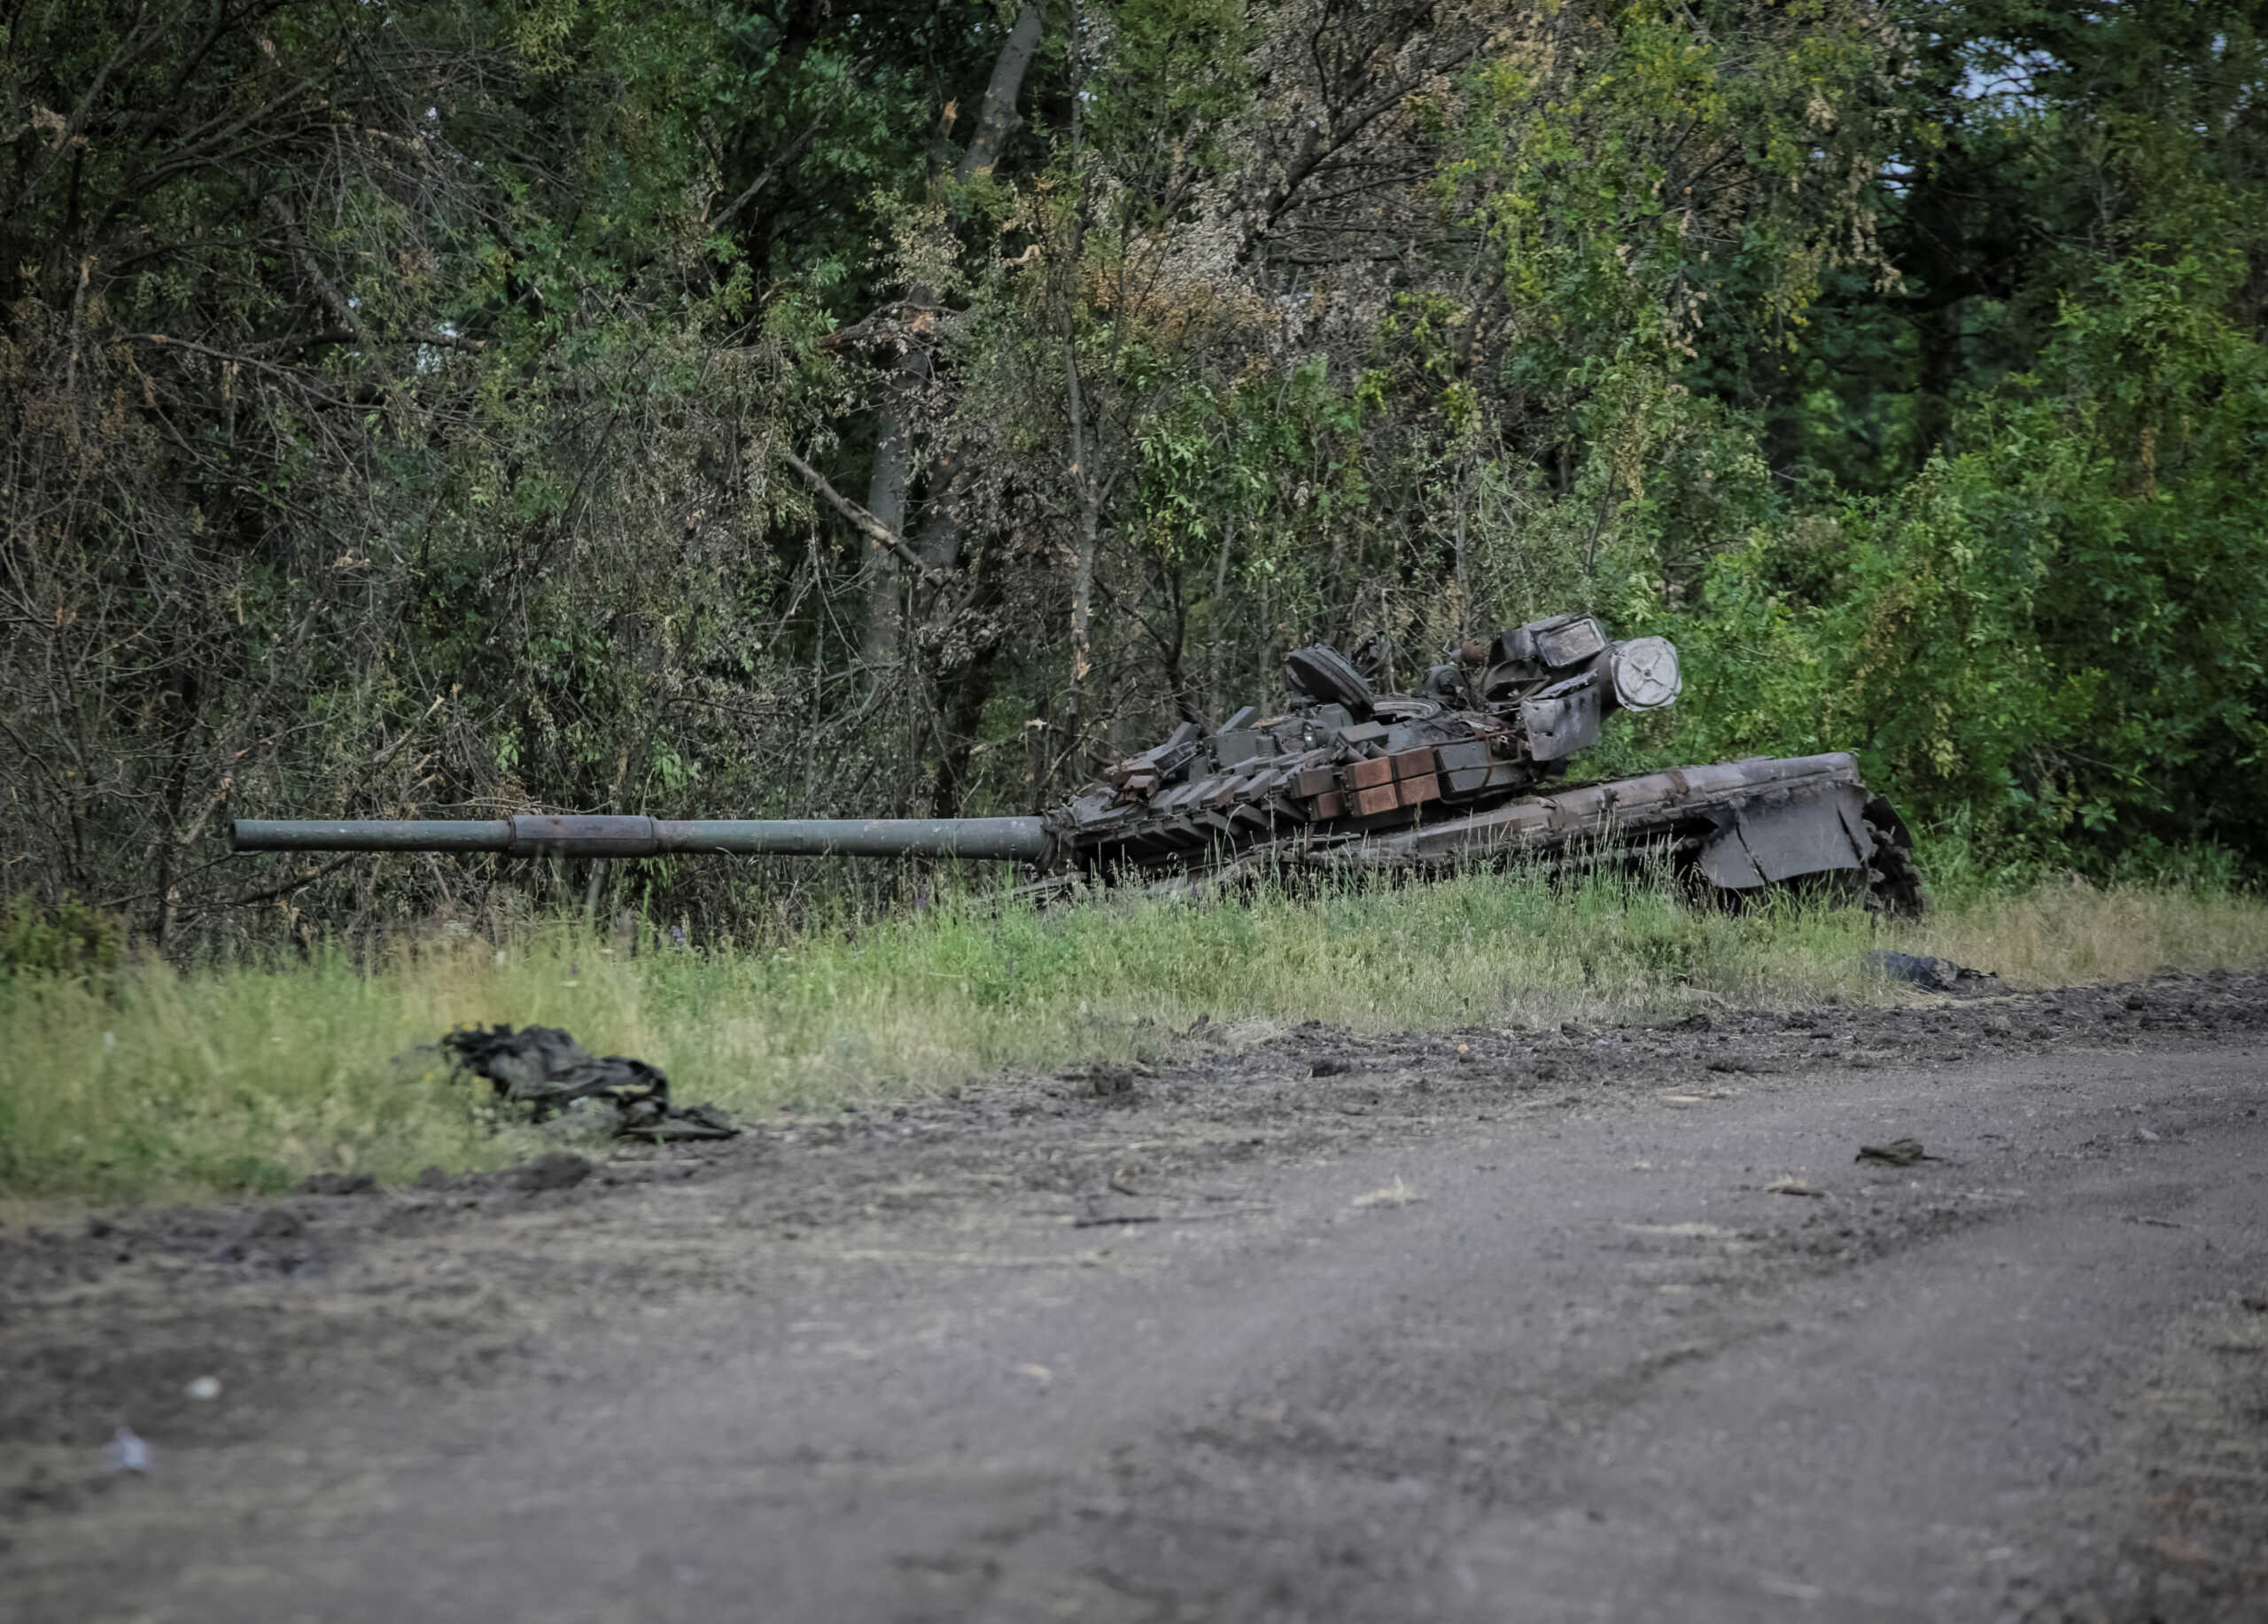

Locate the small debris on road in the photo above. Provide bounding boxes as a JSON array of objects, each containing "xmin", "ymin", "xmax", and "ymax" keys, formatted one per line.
[
  {"xmin": 183, "ymin": 1377, "xmax": 221, "ymax": 1402},
  {"xmin": 301, "ymin": 1172, "xmax": 378, "ymax": 1196},
  {"xmin": 1084, "ymin": 1063, "xmax": 1143, "ymax": 1099},
  {"xmin": 101, "ymin": 1427, "xmax": 150, "ymax": 1473},
  {"xmin": 1766, "ymin": 1177, "xmax": 1827, "ymax": 1198},
  {"xmin": 2151, "ymin": 1534, "xmax": 2218, "ymax": 1567},
  {"xmin": 245, "ymin": 1207, "xmax": 305, "ymax": 1240},
  {"xmin": 510, "ymin": 1152, "xmax": 594, "ymax": 1193},
  {"xmin": 1352, "ymin": 1177, "xmax": 1421, "ymax": 1208},
  {"xmin": 1856, "ymin": 1138, "xmax": 1940, "ymax": 1167}
]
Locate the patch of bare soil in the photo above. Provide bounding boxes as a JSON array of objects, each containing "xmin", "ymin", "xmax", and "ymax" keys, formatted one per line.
[{"xmin": 2002, "ymin": 1292, "xmax": 2268, "ymax": 1624}]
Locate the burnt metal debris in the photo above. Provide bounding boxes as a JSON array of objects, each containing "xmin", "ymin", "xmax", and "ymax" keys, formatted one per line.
[
  {"xmin": 1860, "ymin": 951, "xmax": 1997, "ymax": 992},
  {"xmin": 233, "ymin": 614, "xmax": 1926, "ymax": 913},
  {"xmin": 441, "ymin": 1025, "xmax": 738, "ymax": 1141}
]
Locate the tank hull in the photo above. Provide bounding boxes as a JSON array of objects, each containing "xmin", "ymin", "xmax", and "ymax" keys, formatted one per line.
[
  {"xmin": 1103, "ymin": 752, "xmax": 1923, "ymax": 913},
  {"xmin": 229, "ymin": 754, "xmax": 1922, "ymax": 913}
]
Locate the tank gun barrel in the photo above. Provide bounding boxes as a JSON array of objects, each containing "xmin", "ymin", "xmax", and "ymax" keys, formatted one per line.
[{"xmin": 230, "ymin": 815, "xmax": 1052, "ymax": 863}]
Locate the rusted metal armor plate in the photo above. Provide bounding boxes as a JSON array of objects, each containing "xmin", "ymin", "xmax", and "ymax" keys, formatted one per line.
[{"xmin": 1520, "ymin": 674, "xmax": 1602, "ymax": 762}]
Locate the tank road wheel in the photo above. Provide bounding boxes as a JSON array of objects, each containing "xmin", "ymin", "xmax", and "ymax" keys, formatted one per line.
[{"xmin": 1860, "ymin": 796, "xmax": 1929, "ymax": 918}]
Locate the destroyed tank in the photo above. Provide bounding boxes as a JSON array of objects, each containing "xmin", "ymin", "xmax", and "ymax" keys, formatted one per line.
[{"xmin": 232, "ymin": 613, "xmax": 1926, "ymax": 913}]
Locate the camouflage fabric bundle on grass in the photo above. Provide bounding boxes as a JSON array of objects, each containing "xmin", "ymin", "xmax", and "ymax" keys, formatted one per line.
[{"xmin": 440, "ymin": 1024, "xmax": 738, "ymax": 1142}]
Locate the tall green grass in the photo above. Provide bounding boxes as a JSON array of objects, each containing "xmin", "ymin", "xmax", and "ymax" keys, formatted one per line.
[{"xmin": 5, "ymin": 871, "xmax": 2265, "ymax": 1204}]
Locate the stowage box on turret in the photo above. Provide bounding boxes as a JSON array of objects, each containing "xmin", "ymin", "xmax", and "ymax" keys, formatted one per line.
[{"xmin": 232, "ymin": 614, "xmax": 1925, "ymax": 913}]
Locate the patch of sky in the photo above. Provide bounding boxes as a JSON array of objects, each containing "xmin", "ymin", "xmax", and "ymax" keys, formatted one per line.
[{"xmin": 1953, "ymin": 40, "xmax": 2065, "ymax": 115}]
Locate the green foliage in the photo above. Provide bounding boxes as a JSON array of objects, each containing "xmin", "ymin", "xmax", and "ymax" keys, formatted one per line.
[
  {"xmin": 1668, "ymin": 209, "xmax": 2268, "ymax": 866},
  {"xmin": 0, "ymin": 897, "xmax": 125, "ymax": 981},
  {"xmin": 4, "ymin": 0, "xmax": 2264, "ymax": 940}
]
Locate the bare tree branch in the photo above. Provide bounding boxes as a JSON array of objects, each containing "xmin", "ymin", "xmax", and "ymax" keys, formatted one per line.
[
  {"xmin": 777, "ymin": 447, "xmax": 944, "ymax": 583},
  {"xmin": 711, "ymin": 105, "xmax": 832, "ymax": 232}
]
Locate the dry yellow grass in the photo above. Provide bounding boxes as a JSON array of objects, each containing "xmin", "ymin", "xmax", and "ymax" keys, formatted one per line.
[{"xmin": 1893, "ymin": 880, "xmax": 2268, "ymax": 986}]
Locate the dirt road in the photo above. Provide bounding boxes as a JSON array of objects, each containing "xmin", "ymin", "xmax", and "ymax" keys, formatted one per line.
[{"xmin": 5, "ymin": 972, "xmax": 2266, "ymax": 1622}]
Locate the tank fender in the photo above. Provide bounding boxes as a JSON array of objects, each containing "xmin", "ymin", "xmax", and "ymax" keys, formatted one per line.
[{"xmin": 1694, "ymin": 784, "xmax": 1872, "ymax": 890}]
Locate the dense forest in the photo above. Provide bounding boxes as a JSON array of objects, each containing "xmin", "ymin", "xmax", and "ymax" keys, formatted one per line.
[{"xmin": 4, "ymin": 0, "xmax": 2264, "ymax": 946}]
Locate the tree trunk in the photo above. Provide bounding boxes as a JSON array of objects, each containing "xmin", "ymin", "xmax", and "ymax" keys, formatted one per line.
[
  {"xmin": 856, "ymin": 3, "xmax": 1044, "ymax": 664},
  {"xmin": 1207, "ymin": 519, "xmax": 1233, "ymax": 717},
  {"xmin": 858, "ymin": 343, "xmax": 925, "ymax": 670},
  {"xmin": 928, "ymin": 537, "xmax": 1010, "ymax": 817},
  {"xmin": 1058, "ymin": 4, "xmax": 1101, "ymax": 770},
  {"xmin": 915, "ymin": 447, "xmax": 966, "ymax": 573},
  {"xmin": 148, "ymin": 664, "xmax": 202, "ymax": 951}
]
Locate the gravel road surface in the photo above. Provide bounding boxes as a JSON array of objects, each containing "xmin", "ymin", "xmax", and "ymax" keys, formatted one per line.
[{"xmin": 4, "ymin": 971, "xmax": 2265, "ymax": 1622}]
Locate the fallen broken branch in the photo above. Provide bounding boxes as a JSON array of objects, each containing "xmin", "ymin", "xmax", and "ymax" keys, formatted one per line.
[{"xmin": 777, "ymin": 447, "xmax": 944, "ymax": 583}]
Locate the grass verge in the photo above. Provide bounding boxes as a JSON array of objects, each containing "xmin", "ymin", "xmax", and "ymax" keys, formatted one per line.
[{"xmin": 4, "ymin": 872, "xmax": 2264, "ymax": 1205}]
